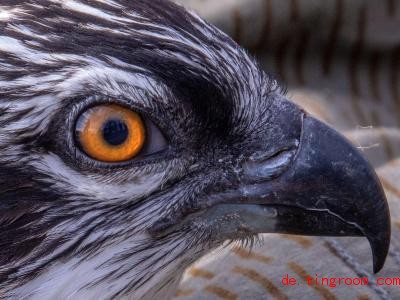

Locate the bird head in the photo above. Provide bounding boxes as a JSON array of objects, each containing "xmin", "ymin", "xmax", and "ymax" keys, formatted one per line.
[{"xmin": 0, "ymin": 0, "xmax": 390, "ymax": 299}]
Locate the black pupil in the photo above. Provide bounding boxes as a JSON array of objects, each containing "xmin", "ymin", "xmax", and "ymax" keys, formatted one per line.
[{"xmin": 102, "ymin": 119, "xmax": 129, "ymax": 146}]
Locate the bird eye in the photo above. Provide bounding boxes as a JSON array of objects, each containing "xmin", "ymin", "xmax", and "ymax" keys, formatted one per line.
[{"xmin": 75, "ymin": 104, "xmax": 165, "ymax": 163}]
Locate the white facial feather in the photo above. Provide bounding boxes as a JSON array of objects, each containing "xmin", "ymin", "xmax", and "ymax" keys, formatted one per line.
[
  {"xmin": 31, "ymin": 153, "xmax": 167, "ymax": 201},
  {"xmin": 14, "ymin": 234, "xmax": 200, "ymax": 300},
  {"xmin": 61, "ymin": 0, "xmax": 134, "ymax": 24}
]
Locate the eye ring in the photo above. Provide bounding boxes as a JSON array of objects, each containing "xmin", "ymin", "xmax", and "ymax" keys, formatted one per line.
[{"xmin": 75, "ymin": 104, "xmax": 146, "ymax": 162}]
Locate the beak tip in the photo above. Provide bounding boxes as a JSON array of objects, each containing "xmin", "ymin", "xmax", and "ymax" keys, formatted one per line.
[
  {"xmin": 373, "ymin": 256, "xmax": 385, "ymax": 274},
  {"xmin": 370, "ymin": 183, "xmax": 391, "ymax": 274},
  {"xmin": 370, "ymin": 234, "xmax": 391, "ymax": 274},
  {"xmin": 373, "ymin": 256, "xmax": 384, "ymax": 274}
]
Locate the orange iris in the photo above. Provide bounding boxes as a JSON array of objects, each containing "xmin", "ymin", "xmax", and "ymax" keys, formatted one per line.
[{"xmin": 76, "ymin": 104, "xmax": 146, "ymax": 162}]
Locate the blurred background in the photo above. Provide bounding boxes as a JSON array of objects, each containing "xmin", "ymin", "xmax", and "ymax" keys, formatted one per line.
[{"xmin": 171, "ymin": 1, "xmax": 400, "ymax": 299}]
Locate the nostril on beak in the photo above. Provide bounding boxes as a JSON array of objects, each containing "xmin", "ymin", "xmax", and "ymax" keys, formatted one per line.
[{"xmin": 241, "ymin": 149, "xmax": 296, "ymax": 183}]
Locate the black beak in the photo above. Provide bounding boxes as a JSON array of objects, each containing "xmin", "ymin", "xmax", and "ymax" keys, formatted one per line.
[
  {"xmin": 150, "ymin": 111, "xmax": 390, "ymax": 273},
  {"xmin": 234, "ymin": 115, "xmax": 391, "ymax": 273}
]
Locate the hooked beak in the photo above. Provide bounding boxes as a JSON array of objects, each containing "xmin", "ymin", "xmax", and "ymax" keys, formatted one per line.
[
  {"xmin": 218, "ymin": 115, "xmax": 391, "ymax": 273},
  {"xmin": 150, "ymin": 111, "xmax": 390, "ymax": 273}
]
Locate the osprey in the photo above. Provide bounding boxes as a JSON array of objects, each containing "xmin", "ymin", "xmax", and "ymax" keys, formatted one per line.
[{"xmin": 0, "ymin": 0, "xmax": 391, "ymax": 299}]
